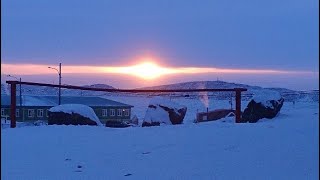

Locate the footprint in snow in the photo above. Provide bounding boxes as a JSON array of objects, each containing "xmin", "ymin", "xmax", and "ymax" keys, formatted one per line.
[
  {"xmin": 74, "ymin": 165, "xmax": 83, "ymax": 172},
  {"xmin": 224, "ymin": 145, "xmax": 239, "ymax": 152}
]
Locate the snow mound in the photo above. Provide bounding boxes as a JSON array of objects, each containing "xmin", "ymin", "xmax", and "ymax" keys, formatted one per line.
[
  {"xmin": 49, "ymin": 104, "xmax": 102, "ymax": 126},
  {"xmin": 252, "ymin": 89, "xmax": 281, "ymax": 108},
  {"xmin": 144, "ymin": 105, "xmax": 171, "ymax": 124},
  {"xmin": 144, "ymin": 96, "xmax": 187, "ymax": 125}
]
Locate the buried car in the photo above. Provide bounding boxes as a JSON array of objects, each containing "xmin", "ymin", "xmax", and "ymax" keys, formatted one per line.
[{"xmin": 105, "ymin": 121, "xmax": 131, "ymax": 128}]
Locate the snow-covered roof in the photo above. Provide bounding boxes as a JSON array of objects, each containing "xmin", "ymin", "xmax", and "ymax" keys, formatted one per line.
[{"xmin": 1, "ymin": 95, "xmax": 133, "ymax": 108}]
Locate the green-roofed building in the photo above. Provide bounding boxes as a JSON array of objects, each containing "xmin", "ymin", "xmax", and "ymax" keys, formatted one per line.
[{"xmin": 1, "ymin": 95, "xmax": 133, "ymax": 124}]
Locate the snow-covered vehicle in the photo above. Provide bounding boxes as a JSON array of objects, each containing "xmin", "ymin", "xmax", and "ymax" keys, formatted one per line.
[{"xmin": 105, "ymin": 121, "xmax": 131, "ymax": 128}]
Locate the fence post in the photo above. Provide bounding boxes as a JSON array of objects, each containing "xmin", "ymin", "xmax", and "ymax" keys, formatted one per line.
[
  {"xmin": 10, "ymin": 82, "xmax": 17, "ymax": 128},
  {"xmin": 235, "ymin": 89, "xmax": 241, "ymax": 123}
]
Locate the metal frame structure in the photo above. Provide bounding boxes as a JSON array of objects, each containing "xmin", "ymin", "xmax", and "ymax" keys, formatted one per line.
[{"xmin": 6, "ymin": 80, "xmax": 247, "ymax": 128}]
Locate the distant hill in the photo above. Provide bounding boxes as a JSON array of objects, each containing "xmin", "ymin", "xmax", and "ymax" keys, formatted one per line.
[
  {"xmin": 137, "ymin": 81, "xmax": 259, "ymax": 90},
  {"xmin": 1, "ymin": 81, "xmax": 318, "ymax": 102},
  {"xmin": 63, "ymin": 84, "xmax": 115, "ymax": 96}
]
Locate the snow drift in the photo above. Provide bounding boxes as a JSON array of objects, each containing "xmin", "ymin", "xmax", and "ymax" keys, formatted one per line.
[
  {"xmin": 143, "ymin": 97, "xmax": 187, "ymax": 126},
  {"xmin": 49, "ymin": 104, "xmax": 103, "ymax": 126}
]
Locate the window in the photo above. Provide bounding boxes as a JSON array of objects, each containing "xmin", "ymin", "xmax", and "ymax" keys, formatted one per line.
[
  {"xmin": 110, "ymin": 109, "xmax": 115, "ymax": 116},
  {"xmin": 102, "ymin": 109, "xmax": 107, "ymax": 117},
  {"xmin": 117, "ymin": 109, "xmax": 122, "ymax": 116},
  {"xmin": 28, "ymin": 109, "xmax": 34, "ymax": 117},
  {"xmin": 124, "ymin": 109, "xmax": 130, "ymax": 116},
  {"xmin": 37, "ymin": 109, "xmax": 44, "ymax": 117},
  {"xmin": 1, "ymin": 108, "xmax": 4, "ymax": 116},
  {"xmin": 16, "ymin": 109, "xmax": 20, "ymax": 117},
  {"xmin": 203, "ymin": 115, "xmax": 207, "ymax": 121},
  {"xmin": 46, "ymin": 110, "xmax": 49, "ymax": 117}
]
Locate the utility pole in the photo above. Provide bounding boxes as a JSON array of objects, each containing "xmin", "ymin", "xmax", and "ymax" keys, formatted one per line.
[
  {"xmin": 48, "ymin": 63, "xmax": 62, "ymax": 105},
  {"xmin": 19, "ymin": 78, "xmax": 22, "ymax": 107},
  {"xmin": 59, "ymin": 63, "xmax": 61, "ymax": 105}
]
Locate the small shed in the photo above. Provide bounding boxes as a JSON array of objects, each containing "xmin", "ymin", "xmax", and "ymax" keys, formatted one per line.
[{"xmin": 196, "ymin": 109, "xmax": 235, "ymax": 123}]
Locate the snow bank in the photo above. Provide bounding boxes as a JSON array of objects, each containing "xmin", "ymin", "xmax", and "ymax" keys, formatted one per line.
[
  {"xmin": 252, "ymin": 89, "xmax": 281, "ymax": 108},
  {"xmin": 49, "ymin": 104, "xmax": 102, "ymax": 126},
  {"xmin": 144, "ymin": 105, "xmax": 171, "ymax": 124},
  {"xmin": 144, "ymin": 97, "xmax": 187, "ymax": 124}
]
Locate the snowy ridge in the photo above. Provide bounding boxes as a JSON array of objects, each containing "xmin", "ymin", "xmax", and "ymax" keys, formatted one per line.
[
  {"xmin": 138, "ymin": 81, "xmax": 318, "ymax": 102},
  {"xmin": 138, "ymin": 80, "xmax": 258, "ymax": 90}
]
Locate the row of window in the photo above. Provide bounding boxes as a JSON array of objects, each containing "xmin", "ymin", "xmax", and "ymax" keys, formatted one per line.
[
  {"xmin": 102, "ymin": 109, "xmax": 130, "ymax": 117},
  {"xmin": 1, "ymin": 108, "xmax": 130, "ymax": 118},
  {"xmin": 1, "ymin": 108, "xmax": 47, "ymax": 118},
  {"xmin": 27, "ymin": 109, "xmax": 46, "ymax": 117}
]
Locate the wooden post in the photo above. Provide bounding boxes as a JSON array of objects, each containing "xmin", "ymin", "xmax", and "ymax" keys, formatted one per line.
[
  {"xmin": 10, "ymin": 82, "xmax": 17, "ymax": 128},
  {"xmin": 235, "ymin": 89, "xmax": 241, "ymax": 123}
]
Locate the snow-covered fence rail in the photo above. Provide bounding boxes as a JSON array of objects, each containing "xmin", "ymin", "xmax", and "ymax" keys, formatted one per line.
[{"xmin": 6, "ymin": 80, "xmax": 247, "ymax": 128}]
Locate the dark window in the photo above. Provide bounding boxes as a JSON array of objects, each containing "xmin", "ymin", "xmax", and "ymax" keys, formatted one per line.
[
  {"xmin": 37, "ymin": 109, "xmax": 44, "ymax": 117},
  {"xmin": 117, "ymin": 109, "xmax": 122, "ymax": 116},
  {"xmin": 110, "ymin": 109, "xmax": 115, "ymax": 116},
  {"xmin": 124, "ymin": 109, "xmax": 130, "ymax": 116},
  {"xmin": 28, "ymin": 109, "xmax": 34, "ymax": 117},
  {"xmin": 102, "ymin": 109, "xmax": 107, "ymax": 117},
  {"xmin": 16, "ymin": 109, "xmax": 20, "ymax": 117}
]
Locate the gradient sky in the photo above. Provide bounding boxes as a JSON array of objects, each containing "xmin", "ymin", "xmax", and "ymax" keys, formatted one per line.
[{"xmin": 1, "ymin": 0, "xmax": 319, "ymax": 90}]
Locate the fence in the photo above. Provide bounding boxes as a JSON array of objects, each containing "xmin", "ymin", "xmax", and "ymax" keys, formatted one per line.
[{"xmin": 6, "ymin": 80, "xmax": 247, "ymax": 128}]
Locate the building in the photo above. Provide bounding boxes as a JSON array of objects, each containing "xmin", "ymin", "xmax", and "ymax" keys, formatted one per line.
[{"xmin": 1, "ymin": 95, "xmax": 133, "ymax": 123}]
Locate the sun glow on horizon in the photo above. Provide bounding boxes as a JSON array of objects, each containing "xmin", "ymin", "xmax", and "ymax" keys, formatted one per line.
[{"xmin": 1, "ymin": 62, "xmax": 318, "ymax": 81}]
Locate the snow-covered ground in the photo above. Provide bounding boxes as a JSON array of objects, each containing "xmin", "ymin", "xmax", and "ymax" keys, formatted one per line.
[{"xmin": 1, "ymin": 97, "xmax": 319, "ymax": 180}]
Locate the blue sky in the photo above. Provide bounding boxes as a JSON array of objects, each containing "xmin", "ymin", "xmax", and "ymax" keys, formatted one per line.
[{"xmin": 1, "ymin": 0, "xmax": 319, "ymax": 90}]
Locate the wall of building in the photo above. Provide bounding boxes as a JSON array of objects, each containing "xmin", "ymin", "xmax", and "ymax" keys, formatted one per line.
[
  {"xmin": 1, "ymin": 106, "xmax": 132, "ymax": 123},
  {"xmin": 1, "ymin": 106, "xmax": 51, "ymax": 122},
  {"xmin": 94, "ymin": 106, "xmax": 131, "ymax": 123}
]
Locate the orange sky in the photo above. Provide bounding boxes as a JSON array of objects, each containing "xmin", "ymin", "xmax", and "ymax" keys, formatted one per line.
[{"xmin": 1, "ymin": 62, "xmax": 316, "ymax": 81}]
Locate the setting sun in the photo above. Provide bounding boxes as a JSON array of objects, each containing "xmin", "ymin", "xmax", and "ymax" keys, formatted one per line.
[{"xmin": 114, "ymin": 62, "xmax": 176, "ymax": 80}]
